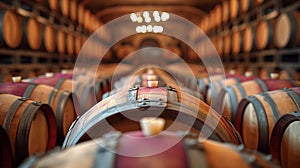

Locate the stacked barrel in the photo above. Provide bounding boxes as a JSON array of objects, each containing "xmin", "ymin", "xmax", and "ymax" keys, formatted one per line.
[
  {"xmin": 0, "ymin": 62, "xmax": 136, "ymax": 166},
  {"xmin": 168, "ymin": 62, "xmax": 300, "ymax": 168},
  {"xmin": 12, "ymin": 66, "xmax": 282, "ymax": 168},
  {"xmin": 0, "ymin": 0, "xmax": 111, "ymax": 83},
  {"xmin": 190, "ymin": 0, "xmax": 300, "ymax": 81}
]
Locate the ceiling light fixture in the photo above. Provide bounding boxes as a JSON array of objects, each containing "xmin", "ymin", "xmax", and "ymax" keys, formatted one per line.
[{"xmin": 130, "ymin": 11, "xmax": 169, "ymax": 33}]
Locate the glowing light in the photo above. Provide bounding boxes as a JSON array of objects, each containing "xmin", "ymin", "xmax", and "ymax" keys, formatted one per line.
[
  {"xmin": 130, "ymin": 13, "xmax": 137, "ymax": 22},
  {"xmin": 147, "ymin": 25, "xmax": 153, "ymax": 32},
  {"xmin": 154, "ymin": 16, "xmax": 161, "ymax": 22},
  {"xmin": 145, "ymin": 17, "xmax": 151, "ymax": 23},
  {"xmin": 161, "ymin": 12, "xmax": 170, "ymax": 21},
  {"xmin": 137, "ymin": 16, "xmax": 143, "ymax": 23},
  {"xmin": 143, "ymin": 11, "xmax": 150, "ymax": 18}
]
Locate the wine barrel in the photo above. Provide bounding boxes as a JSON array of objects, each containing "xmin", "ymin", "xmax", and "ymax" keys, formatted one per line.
[
  {"xmin": 63, "ymin": 86, "xmax": 241, "ymax": 146},
  {"xmin": 67, "ymin": 33, "xmax": 74, "ymax": 55},
  {"xmin": 77, "ymin": 4, "xmax": 85, "ymax": 26},
  {"xmin": 229, "ymin": 0, "xmax": 239, "ymax": 20},
  {"xmin": 200, "ymin": 15, "xmax": 209, "ymax": 33},
  {"xmin": 47, "ymin": 0, "xmax": 59, "ymax": 11},
  {"xmin": 222, "ymin": 0, "xmax": 229, "ymax": 24},
  {"xmin": 74, "ymin": 35, "xmax": 82, "ymax": 55},
  {"xmin": 70, "ymin": 0, "xmax": 77, "ymax": 22},
  {"xmin": 218, "ymin": 79, "xmax": 297, "ymax": 122},
  {"xmin": 216, "ymin": 36, "xmax": 223, "ymax": 56},
  {"xmin": 21, "ymin": 131, "xmax": 279, "ymax": 168},
  {"xmin": 54, "ymin": 72, "xmax": 110, "ymax": 102},
  {"xmin": 209, "ymin": 9, "xmax": 216, "ymax": 31},
  {"xmin": 270, "ymin": 111, "xmax": 300, "ymax": 168},
  {"xmin": 243, "ymin": 24, "xmax": 255, "ymax": 52},
  {"xmin": 240, "ymin": 0, "xmax": 254, "ymax": 13},
  {"xmin": 60, "ymin": 0, "xmax": 69, "ymax": 18},
  {"xmin": 43, "ymin": 24, "xmax": 56, "ymax": 53},
  {"xmin": 206, "ymin": 75, "xmax": 257, "ymax": 108},
  {"xmin": 274, "ymin": 12, "xmax": 300, "ymax": 48},
  {"xmin": 255, "ymin": 19, "xmax": 274, "ymax": 50},
  {"xmin": 83, "ymin": 9, "xmax": 91, "ymax": 31},
  {"xmin": 0, "ymin": 125, "xmax": 13, "ymax": 168},
  {"xmin": 232, "ymin": 29, "xmax": 242, "ymax": 55},
  {"xmin": 0, "ymin": 9, "xmax": 22, "ymax": 48},
  {"xmin": 0, "ymin": 82, "xmax": 77, "ymax": 145},
  {"xmin": 23, "ymin": 17, "xmax": 42, "ymax": 50},
  {"xmin": 223, "ymin": 32, "xmax": 231, "ymax": 56},
  {"xmin": 0, "ymin": 94, "xmax": 56, "ymax": 164},
  {"xmin": 214, "ymin": 5, "xmax": 222, "ymax": 27},
  {"xmin": 235, "ymin": 88, "xmax": 300, "ymax": 153},
  {"xmin": 57, "ymin": 29, "xmax": 66, "ymax": 54},
  {"xmin": 27, "ymin": 76, "xmax": 96, "ymax": 114}
]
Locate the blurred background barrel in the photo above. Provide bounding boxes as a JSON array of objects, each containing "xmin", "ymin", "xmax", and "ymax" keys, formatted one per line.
[
  {"xmin": 43, "ymin": 24, "xmax": 56, "ymax": 53},
  {"xmin": 23, "ymin": 17, "xmax": 42, "ymax": 50},
  {"xmin": 274, "ymin": 12, "xmax": 300, "ymax": 48},
  {"xmin": 0, "ymin": 9, "xmax": 22, "ymax": 48},
  {"xmin": 255, "ymin": 19, "xmax": 274, "ymax": 50}
]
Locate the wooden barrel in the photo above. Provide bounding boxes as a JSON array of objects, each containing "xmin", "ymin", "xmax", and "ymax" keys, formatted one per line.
[
  {"xmin": 83, "ymin": 9, "xmax": 91, "ymax": 31},
  {"xmin": 201, "ymin": 15, "xmax": 209, "ymax": 33},
  {"xmin": 0, "ymin": 82, "xmax": 77, "ymax": 145},
  {"xmin": 0, "ymin": 94, "xmax": 56, "ymax": 164},
  {"xmin": 54, "ymin": 72, "xmax": 108, "ymax": 102},
  {"xmin": 63, "ymin": 85, "xmax": 241, "ymax": 146},
  {"xmin": 218, "ymin": 79, "xmax": 297, "ymax": 122},
  {"xmin": 74, "ymin": 35, "xmax": 82, "ymax": 55},
  {"xmin": 67, "ymin": 33, "xmax": 74, "ymax": 55},
  {"xmin": 270, "ymin": 111, "xmax": 300, "ymax": 168},
  {"xmin": 77, "ymin": 4, "xmax": 85, "ymax": 26},
  {"xmin": 229, "ymin": 0, "xmax": 239, "ymax": 20},
  {"xmin": 43, "ymin": 24, "xmax": 56, "ymax": 53},
  {"xmin": 70, "ymin": 0, "xmax": 77, "ymax": 22},
  {"xmin": 57, "ymin": 29, "xmax": 66, "ymax": 54},
  {"xmin": 240, "ymin": 0, "xmax": 254, "ymax": 13},
  {"xmin": 255, "ymin": 19, "xmax": 274, "ymax": 50},
  {"xmin": 222, "ymin": 0, "xmax": 229, "ymax": 24},
  {"xmin": 214, "ymin": 5, "xmax": 222, "ymax": 27},
  {"xmin": 23, "ymin": 17, "xmax": 42, "ymax": 50},
  {"xmin": 47, "ymin": 0, "xmax": 59, "ymax": 11},
  {"xmin": 21, "ymin": 131, "xmax": 279, "ymax": 168},
  {"xmin": 235, "ymin": 88, "xmax": 300, "ymax": 153},
  {"xmin": 209, "ymin": 9, "xmax": 216, "ymax": 31},
  {"xmin": 0, "ymin": 125, "xmax": 13, "ymax": 168},
  {"xmin": 274, "ymin": 12, "xmax": 300, "ymax": 48},
  {"xmin": 60, "ymin": 0, "xmax": 69, "ymax": 18},
  {"xmin": 27, "ymin": 76, "xmax": 96, "ymax": 114},
  {"xmin": 0, "ymin": 9, "xmax": 22, "ymax": 48},
  {"xmin": 216, "ymin": 36, "xmax": 223, "ymax": 56},
  {"xmin": 243, "ymin": 24, "xmax": 255, "ymax": 52},
  {"xmin": 232, "ymin": 29, "xmax": 242, "ymax": 55},
  {"xmin": 223, "ymin": 32, "xmax": 231, "ymax": 56},
  {"xmin": 206, "ymin": 75, "xmax": 257, "ymax": 107}
]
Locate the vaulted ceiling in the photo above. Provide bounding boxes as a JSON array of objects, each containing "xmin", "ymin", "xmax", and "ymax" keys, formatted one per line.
[{"xmin": 79, "ymin": 0, "xmax": 223, "ymax": 23}]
